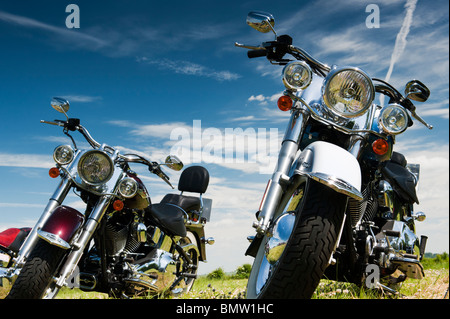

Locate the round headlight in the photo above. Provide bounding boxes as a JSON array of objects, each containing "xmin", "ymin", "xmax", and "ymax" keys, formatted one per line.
[
  {"xmin": 53, "ymin": 145, "xmax": 74, "ymax": 165},
  {"xmin": 78, "ymin": 150, "xmax": 114, "ymax": 185},
  {"xmin": 118, "ymin": 177, "xmax": 138, "ymax": 198},
  {"xmin": 282, "ymin": 61, "xmax": 312, "ymax": 91},
  {"xmin": 323, "ymin": 67, "xmax": 375, "ymax": 118},
  {"xmin": 379, "ymin": 103, "xmax": 409, "ymax": 134}
]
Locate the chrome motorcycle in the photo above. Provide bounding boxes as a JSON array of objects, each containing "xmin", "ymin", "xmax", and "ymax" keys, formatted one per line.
[
  {"xmin": 0, "ymin": 97, "xmax": 214, "ymax": 299},
  {"xmin": 236, "ymin": 12, "xmax": 432, "ymax": 299}
]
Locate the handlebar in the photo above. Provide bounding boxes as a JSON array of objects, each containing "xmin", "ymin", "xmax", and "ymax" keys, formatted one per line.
[
  {"xmin": 41, "ymin": 118, "xmax": 175, "ymax": 187},
  {"xmin": 236, "ymin": 38, "xmax": 433, "ymax": 130}
]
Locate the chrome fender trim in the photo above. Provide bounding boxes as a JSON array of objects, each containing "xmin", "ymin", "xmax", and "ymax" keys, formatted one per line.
[
  {"xmin": 37, "ymin": 229, "xmax": 71, "ymax": 249},
  {"xmin": 291, "ymin": 141, "xmax": 363, "ymax": 200}
]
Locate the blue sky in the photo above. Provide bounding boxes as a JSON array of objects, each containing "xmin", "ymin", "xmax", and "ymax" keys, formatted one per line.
[{"xmin": 0, "ymin": 0, "xmax": 448, "ymax": 274}]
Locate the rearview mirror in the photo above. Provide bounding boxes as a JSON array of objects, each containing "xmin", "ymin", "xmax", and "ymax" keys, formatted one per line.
[
  {"xmin": 51, "ymin": 97, "xmax": 70, "ymax": 114},
  {"xmin": 165, "ymin": 155, "xmax": 183, "ymax": 171},
  {"xmin": 404, "ymin": 80, "xmax": 430, "ymax": 102},
  {"xmin": 247, "ymin": 11, "xmax": 275, "ymax": 34}
]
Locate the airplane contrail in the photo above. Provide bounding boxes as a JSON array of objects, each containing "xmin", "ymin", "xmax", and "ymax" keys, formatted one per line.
[{"xmin": 381, "ymin": 0, "xmax": 418, "ymax": 105}]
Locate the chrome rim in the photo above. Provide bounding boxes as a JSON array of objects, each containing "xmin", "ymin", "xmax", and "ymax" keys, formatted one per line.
[{"xmin": 251, "ymin": 183, "xmax": 306, "ymax": 296}]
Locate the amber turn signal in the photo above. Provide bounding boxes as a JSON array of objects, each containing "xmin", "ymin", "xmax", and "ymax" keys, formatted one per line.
[
  {"xmin": 113, "ymin": 200, "xmax": 124, "ymax": 211},
  {"xmin": 277, "ymin": 95, "xmax": 293, "ymax": 111},
  {"xmin": 372, "ymin": 138, "xmax": 389, "ymax": 155},
  {"xmin": 49, "ymin": 167, "xmax": 60, "ymax": 178}
]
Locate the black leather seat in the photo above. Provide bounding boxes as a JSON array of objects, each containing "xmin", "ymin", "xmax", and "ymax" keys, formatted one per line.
[
  {"xmin": 160, "ymin": 166, "xmax": 209, "ymax": 212},
  {"xmin": 148, "ymin": 204, "xmax": 187, "ymax": 237},
  {"xmin": 381, "ymin": 152, "xmax": 419, "ymax": 204},
  {"xmin": 160, "ymin": 194, "xmax": 200, "ymax": 212}
]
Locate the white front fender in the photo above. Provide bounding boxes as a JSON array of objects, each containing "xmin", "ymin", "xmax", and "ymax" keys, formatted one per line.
[{"xmin": 291, "ymin": 141, "xmax": 363, "ymax": 200}]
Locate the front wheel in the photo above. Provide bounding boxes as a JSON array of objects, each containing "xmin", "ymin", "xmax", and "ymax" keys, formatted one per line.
[
  {"xmin": 246, "ymin": 180, "xmax": 347, "ymax": 299},
  {"xmin": 6, "ymin": 239, "xmax": 66, "ymax": 299}
]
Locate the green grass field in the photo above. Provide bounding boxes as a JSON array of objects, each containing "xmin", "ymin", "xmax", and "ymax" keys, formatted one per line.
[{"xmin": 1, "ymin": 255, "xmax": 448, "ymax": 299}]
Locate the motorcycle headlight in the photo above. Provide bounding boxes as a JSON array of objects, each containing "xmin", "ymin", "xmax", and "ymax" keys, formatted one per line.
[
  {"xmin": 323, "ymin": 67, "xmax": 375, "ymax": 118},
  {"xmin": 379, "ymin": 103, "xmax": 409, "ymax": 134},
  {"xmin": 282, "ymin": 61, "xmax": 312, "ymax": 91},
  {"xmin": 118, "ymin": 177, "xmax": 138, "ymax": 198},
  {"xmin": 78, "ymin": 150, "xmax": 114, "ymax": 186},
  {"xmin": 53, "ymin": 145, "xmax": 74, "ymax": 165}
]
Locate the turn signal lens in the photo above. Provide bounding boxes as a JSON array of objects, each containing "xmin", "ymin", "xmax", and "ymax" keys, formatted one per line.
[
  {"xmin": 372, "ymin": 139, "xmax": 389, "ymax": 155},
  {"xmin": 49, "ymin": 167, "xmax": 60, "ymax": 178},
  {"xmin": 113, "ymin": 199, "xmax": 124, "ymax": 211},
  {"xmin": 278, "ymin": 95, "xmax": 293, "ymax": 111}
]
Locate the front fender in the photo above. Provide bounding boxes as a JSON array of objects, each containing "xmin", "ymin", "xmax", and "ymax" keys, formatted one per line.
[
  {"xmin": 291, "ymin": 141, "xmax": 363, "ymax": 200},
  {"xmin": 37, "ymin": 206, "xmax": 84, "ymax": 249}
]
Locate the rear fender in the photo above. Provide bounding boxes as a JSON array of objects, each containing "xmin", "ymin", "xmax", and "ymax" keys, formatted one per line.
[
  {"xmin": 291, "ymin": 141, "xmax": 363, "ymax": 200},
  {"xmin": 37, "ymin": 206, "xmax": 84, "ymax": 249}
]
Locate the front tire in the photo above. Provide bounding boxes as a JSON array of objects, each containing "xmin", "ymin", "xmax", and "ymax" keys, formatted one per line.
[
  {"xmin": 6, "ymin": 239, "xmax": 66, "ymax": 299},
  {"xmin": 247, "ymin": 180, "xmax": 347, "ymax": 299}
]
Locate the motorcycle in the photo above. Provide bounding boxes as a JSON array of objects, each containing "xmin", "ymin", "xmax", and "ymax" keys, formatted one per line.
[
  {"xmin": 236, "ymin": 12, "xmax": 432, "ymax": 298},
  {"xmin": 0, "ymin": 97, "xmax": 214, "ymax": 299}
]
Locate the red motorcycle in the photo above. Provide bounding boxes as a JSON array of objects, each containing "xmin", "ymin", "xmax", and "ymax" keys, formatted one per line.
[{"xmin": 1, "ymin": 97, "xmax": 214, "ymax": 299}]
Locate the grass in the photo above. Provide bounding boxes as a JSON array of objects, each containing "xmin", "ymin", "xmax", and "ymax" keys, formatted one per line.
[{"xmin": 1, "ymin": 256, "xmax": 448, "ymax": 300}]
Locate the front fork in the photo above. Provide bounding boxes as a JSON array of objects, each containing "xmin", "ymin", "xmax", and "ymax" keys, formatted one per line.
[
  {"xmin": 14, "ymin": 177, "xmax": 72, "ymax": 267},
  {"xmin": 54, "ymin": 195, "xmax": 112, "ymax": 288},
  {"xmin": 11, "ymin": 176, "xmax": 113, "ymax": 290},
  {"xmin": 253, "ymin": 110, "xmax": 304, "ymax": 235}
]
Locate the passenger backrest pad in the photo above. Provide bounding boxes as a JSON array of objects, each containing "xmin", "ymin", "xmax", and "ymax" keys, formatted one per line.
[{"xmin": 178, "ymin": 166, "xmax": 209, "ymax": 193}]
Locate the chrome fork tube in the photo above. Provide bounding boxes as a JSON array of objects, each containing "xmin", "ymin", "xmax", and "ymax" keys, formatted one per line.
[
  {"xmin": 255, "ymin": 110, "xmax": 304, "ymax": 234},
  {"xmin": 55, "ymin": 195, "xmax": 112, "ymax": 288},
  {"xmin": 14, "ymin": 177, "xmax": 72, "ymax": 266}
]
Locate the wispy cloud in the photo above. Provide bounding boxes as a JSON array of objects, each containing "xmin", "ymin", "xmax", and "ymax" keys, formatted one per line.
[
  {"xmin": 0, "ymin": 10, "xmax": 107, "ymax": 50},
  {"xmin": 137, "ymin": 57, "xmax": 240, "ymax": 82},
  {"xmin": 0, "ymin": 153, "xmax": 52, "ymax": 168},
  {"xmin": 60, "ymin": 95, "xmax": 102, "ymax": 103}
]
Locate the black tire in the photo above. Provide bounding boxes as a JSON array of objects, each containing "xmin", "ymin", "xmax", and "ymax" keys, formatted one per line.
[
  {"xmin": 247, "ymin": 180, "xmax": 347, "ymax": 299},
  {"xmin": 6, "ymin": 239, "xmax": 66, "ymax": 299}
]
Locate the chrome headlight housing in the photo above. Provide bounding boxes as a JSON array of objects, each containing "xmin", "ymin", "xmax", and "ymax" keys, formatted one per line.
[
  {"xmin": 282, "ymin": 61, "xmax": 312, "ymax": 91},
  {"xmin": 379, "ymin": 103, "xmax": 409, "ymax": 135},
  {"xmin": 77, "ymin": 150, "xmax": 114, "ymax": 186},
  {"xmin": 53, "ymin": 145, "xmax": 74, "ymax": 165},
  {"xmin": 118, "ymin": 177, "xmax": 138, "ymax": 198},
  {"xmin": 323, "ymin": 67, "xmax": 375, "ymax": 118}
]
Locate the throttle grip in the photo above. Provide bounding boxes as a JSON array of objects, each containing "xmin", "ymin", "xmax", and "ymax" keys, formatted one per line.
[{"xmin": 247, "ymin": 49, "xmax": 267, "ymax": 58}]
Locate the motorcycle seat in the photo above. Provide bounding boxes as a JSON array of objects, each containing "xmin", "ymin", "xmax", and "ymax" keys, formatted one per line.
[
  {"xmin": 382, "ymin": 152, "xmax": 419, "ymax": 204},
  {"xmin": 148, "ymin": 204, "xmax": 187, "ymax": 237},
  {"xmin": 0, "ymin": 227, "xmax": 31, "ymax": 253},
  {"xmin": 160, "ymin": 194, "xmax": 200, "ymax": 212},
  {"xmin": 177, "ymin": 166, "xmax": 209, "ymax": 194}
]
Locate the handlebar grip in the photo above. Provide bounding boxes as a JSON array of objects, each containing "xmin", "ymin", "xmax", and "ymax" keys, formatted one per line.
[{"xmin": 247, "ymin": 49, "xmax": 267, "ymax": 59}]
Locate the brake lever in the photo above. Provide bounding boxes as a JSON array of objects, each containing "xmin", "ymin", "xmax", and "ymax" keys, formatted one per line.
[
  {"xmin": 40, "ymin": 120, "xmax": 65, "ymax": 127},
  {"xmin": 149, "ymin": 163, "xmax": 174, "ymax": 189},
  {"xmin": 410, "ymin": 110, "xmax": 433, "ymax": 130},
  {"xmin": 234, "ymin": 42, "xmax": 265, "ymax": 50}
]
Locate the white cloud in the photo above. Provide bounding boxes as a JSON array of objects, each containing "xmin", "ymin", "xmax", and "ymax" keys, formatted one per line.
[
  {"xmin": 395, "ymin": 141, "xmax": 449, "ymax": 253},
  {"xmin": 137, "ymin": 58, "xmax": 241, "ymax": 82},
  {"xmin": 0, "ymin": 153, "xmax": 52, "ymax": 168},
  {"xmin": 0, "ymin": 10, "xmax": 107, "ymax": 50},
  {"xmin": 60, "ymin": 95, "xmax": 102, "ymax": 103}
]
